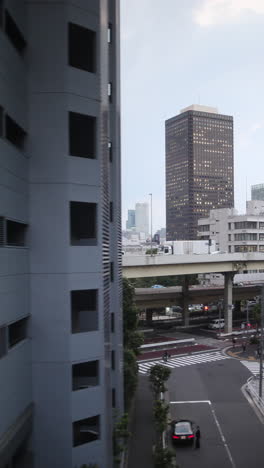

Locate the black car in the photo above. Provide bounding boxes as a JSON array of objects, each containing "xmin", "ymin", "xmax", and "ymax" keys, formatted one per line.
[{"xmin": 171, "ymin": 420, "xmax": 194, "ymax": 443}]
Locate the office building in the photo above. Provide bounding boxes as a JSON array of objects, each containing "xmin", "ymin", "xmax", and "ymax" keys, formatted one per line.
[
  {"xmin": 197, "ymin": 200, "xmax": 264, "ymax": 253},
  {"xmin": 0, "ymin": 1, "xmax": 122, "ymax": 468},
  {"xmin": 166, "ymin": 104, "xmax": 234, "ymax": 240},
  {"xmin": 135, "ymin": 202, "xmax": 149, "ymax": 236},
  {"xmin": 251, "ymin": 183, "xmax": 264, "ymax": 201},
  {"xmin": 126, "ymin": 209, "xmax": 136, "ymax": 229}
]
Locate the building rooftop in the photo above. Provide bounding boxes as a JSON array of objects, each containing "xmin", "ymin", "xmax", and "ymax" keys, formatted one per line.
[{"xmin": 180, "ymin": 104, "xmax": 219, "ymax": 114}]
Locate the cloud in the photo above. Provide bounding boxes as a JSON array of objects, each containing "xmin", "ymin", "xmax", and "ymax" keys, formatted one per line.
[{"xmin": 193, "ymin": 0, "xmax": 264, "ymax": 26}]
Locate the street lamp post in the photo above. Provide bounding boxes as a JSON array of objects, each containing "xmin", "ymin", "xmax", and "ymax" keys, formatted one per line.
[{"xmin": 149, "ymin": 193, "xmax": 153, "ymax": 256}]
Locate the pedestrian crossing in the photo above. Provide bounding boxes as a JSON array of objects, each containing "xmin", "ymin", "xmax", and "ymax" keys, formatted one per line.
[
  {"xmin": 240, "ymin": 360, "xmax": 261, "ymax": 376},
  {"xmin": 138, "ymin": 351, "xmax": 230, "ymax": 375}
]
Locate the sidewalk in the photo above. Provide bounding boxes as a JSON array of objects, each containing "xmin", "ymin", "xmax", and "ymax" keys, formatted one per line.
[{"xmin": 127, "ymin": 376, "xmax": 155, "ymax": 468}]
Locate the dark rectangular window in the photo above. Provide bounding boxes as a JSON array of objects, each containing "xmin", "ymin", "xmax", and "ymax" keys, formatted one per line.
[
  {"xmin": 0, "ymin": 326, "xmax": 7, "ymax": 358},
  {"xmin": 71, "ymin": 289, "xmax": 98, "ymax": 333},
  {"xmin": 110, "ymin": 202, "xmax": 113, "ymax": 222},
  {"xmin": 110, "ymin": 262, "xmax": 114, "ymax": 282},
  {"xmin": 112, "ymin": 388, "xmax": 116, "ymax": 408},
  {"xmin": 68, "ymin": 23, "xmax": 95, "ymax": 73},
  {"xmin": 72, "ymin": 360, "xmax": 99, "ymax": 391},
  {"xmin": 8, "ymin": 317, "xmax": 28, "ymax": 348},
  {"xmin": 5, "ymin": 114, "xmax": 26, "ymax": 150},
  {"xmin": 5, "ymin": 10, "xmax": 26, "ymax": 55},
  {"xmin": 73, "ymin": 415, "xmax": 100, "ymax": 447},
  {"xmin": 69, "ymin": 111, "xmax": 96, "ymax": 159},
  {"xmin": 108, "ymin": 141, "xmax": 112, "ymax": 162},
  {"xmin": 6, "ymin": 220, "xmax": 27, "ymax": 246},
  {"xmin": 111, "ymin": 313, "xmax": 115, "ymax": 333},
  {"xmin": 70, "ymin": 201, "xmax": 97, "ymax": 246},
  {"xmin": 111, "ymin": 350, "xmax": 115, "ymax": 370}
]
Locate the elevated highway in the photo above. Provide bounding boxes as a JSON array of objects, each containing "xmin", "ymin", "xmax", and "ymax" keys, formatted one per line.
[
  {"xmin": 134, "ymin": 284, "xmax": 260, "ymax": 308},
  {"xmin": 123, "ymin": 252, "xmax": 264, "ymax": 333}
]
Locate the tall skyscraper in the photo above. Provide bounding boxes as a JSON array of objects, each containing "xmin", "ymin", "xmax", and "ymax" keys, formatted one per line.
[
  {"xmin": 251, "ymin": 183, "xmax": 264, "ymax": 201},
  {"xmin": 126, "ymin": 209, "xmax": 136, "ymax": 229},
  {"xmin": 0, "ymin": 2, "xmax": 122, "ymax": 468},
  {"xmin": 135, "ymin": 202, "xmax": 149, "ymax": 235},
  {"xmin": 166, "ymin": 104, "xmax": 234, "ymax": 240}
]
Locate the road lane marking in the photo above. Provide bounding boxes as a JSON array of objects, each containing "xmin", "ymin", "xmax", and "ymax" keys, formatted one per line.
[{"xmin": 170, "ymin": 399, "xmax": 236, "ymax": 468}]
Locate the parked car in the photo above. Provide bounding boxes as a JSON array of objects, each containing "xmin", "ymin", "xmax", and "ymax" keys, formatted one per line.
[
  {"xmin": 171, "ymin": 420, "xmax": 195, "ymax": 443},
  {"xmin": 171, "ymin": 305, "xmax": 183, "ymax": 313},
  {"xmin": 208, "ymin": 318, "xmax": 225, "ymax": 330},
  {"xmin": 151, "ymin": 284, "xmax": 165, "ymax": 288}
]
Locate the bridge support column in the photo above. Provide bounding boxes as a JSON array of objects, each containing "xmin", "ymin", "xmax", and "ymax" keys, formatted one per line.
[
  {"xmin": 146, "ymin": 309, "xmax": 153, "ymax": 326},
  {"xmin": 182, "ymin": 276, "xmax": 190, "ymax": 327},
  {"xmin": 224, "ymin": 272, "xmax": 234, "ymax": 334}
]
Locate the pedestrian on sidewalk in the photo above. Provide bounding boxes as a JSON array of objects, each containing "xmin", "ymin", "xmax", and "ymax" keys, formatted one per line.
[
  {"xmin": 163, "ymin": 350, "xmax": 168, "ymax": 362},
  {"xmin": 232, "ymin": 337, "xmax": 237, "ymax": 348},
  {"xmin": 195, "ymin": 426, "xmax": 201, "ymax": 449}
]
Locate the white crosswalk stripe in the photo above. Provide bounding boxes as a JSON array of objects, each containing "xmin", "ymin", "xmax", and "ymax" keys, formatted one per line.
[
  {"xmin": 240, "ymin": 360, "xmax": 262, "ymax": 376},
  {"xmin": 138, "ymin": 351, "xmax": 229, "ymax": 375}
]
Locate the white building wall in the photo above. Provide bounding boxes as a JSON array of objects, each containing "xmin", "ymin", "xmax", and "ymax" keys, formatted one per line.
[{"xmin": 135, "ymin": 202, "xmax": 149, "ymax": 235}]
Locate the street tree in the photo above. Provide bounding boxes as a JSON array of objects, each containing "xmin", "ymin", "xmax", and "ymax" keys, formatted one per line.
[{"xmin": 149, "ymin": 364, "xmax": 171, "ymax": 398}]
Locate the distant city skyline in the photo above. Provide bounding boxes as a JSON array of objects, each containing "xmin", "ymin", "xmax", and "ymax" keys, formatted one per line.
[{"xmin": 121, "ymin": 0, "xmax": 264, "ymax": 234}]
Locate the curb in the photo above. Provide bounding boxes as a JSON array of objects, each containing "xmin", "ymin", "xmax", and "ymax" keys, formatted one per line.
[{"xmin": 223, "ymin": 345, "xmax": 259, "ymax": 362}]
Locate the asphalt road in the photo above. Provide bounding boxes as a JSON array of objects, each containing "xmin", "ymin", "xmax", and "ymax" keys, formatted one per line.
[{"xmin": 168, "ymin": 358, "xmax": 264, "ymax": 468}]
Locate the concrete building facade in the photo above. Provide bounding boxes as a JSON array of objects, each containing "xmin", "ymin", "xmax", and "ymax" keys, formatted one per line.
[
  {"xmin": 135, "ymin": 202, "xmax": 149, "ymax": 236},
  {"xmin": 197, "ymin": 201, "xmax": 264, "ymax": 255},
  {"xmin": 126, "ymin": 209, "xmax": 135, "ymax": 229},
  {"xmin": 251, "ymin": 183, "xmax": 264, "ymax": 201},
  {"xmin": 0, "ymin": 1, "xmax": 122, "ymax": 468},
  {"xmin": 166, "ymin": 104, "xmax": 234, "ymax": 241}
]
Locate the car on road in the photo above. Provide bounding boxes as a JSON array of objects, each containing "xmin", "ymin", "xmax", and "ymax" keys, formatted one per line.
[
  {"xmin": 208, "ymin": 318, "xmax": 225, "ymax": 329},
  {"xmin": 171, "ymin": 420, "xmax": 195, "ymax": 443},
  {"xmin": 151, "ymin": 284, "xmax": 165, "ymax": 288}
]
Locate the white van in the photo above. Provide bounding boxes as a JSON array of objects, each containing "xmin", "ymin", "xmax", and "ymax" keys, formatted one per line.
[{"xmin": 208, "ymin": 318, "xmax": 225, "ymax": 330}]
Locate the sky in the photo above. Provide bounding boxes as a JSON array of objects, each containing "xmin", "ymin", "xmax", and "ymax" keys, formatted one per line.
[{"xmin": 120, "ymin": 0, "xmax": 264, "ymax": 233}]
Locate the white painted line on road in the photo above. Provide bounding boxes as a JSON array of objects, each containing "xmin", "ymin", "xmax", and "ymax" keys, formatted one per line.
[
  {"xmin": 170, "ymin": 400, "xmax": 211, "ymax": 404},
  {"xmin": 170, "ymin": 399, "xmax": 236, "ymax": 468},
  {"xmin": 209, "ymin": 401, "xmax": 236, "ymax": 468}
]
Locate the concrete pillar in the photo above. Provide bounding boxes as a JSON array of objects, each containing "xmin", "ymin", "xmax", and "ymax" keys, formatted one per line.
[
  {"xmin": 224, "ymin": 272, "xmax": 234, "ymax": 333},
  {"xmin": 146, "ymin": 309, "xmax": 153, "ymax": 326},
  {"xmin": 182, "ymin": 276, "xmax": 190, "ymax": 327}
]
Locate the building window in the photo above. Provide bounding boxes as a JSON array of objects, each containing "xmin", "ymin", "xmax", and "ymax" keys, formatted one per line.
[
  {"xmin": 110, "ymin": 202, "xmax": 113, "ymax": 222},
  {"xmin": 71, "ymin": 289, "xmax": 98, "ymax": 333},
  {"xmin": 108, "ymin": 23, "xmax": 112, "ymax": 43},
  {"xmin": 5, "ymin": 10, "xmax": 26, "ymax": 55},
  {"xmin": 68, "ymin": 23, "xmax": 96, "ymax": 73},
  {"xmin": 228, "ymin": 223, "xmax": 231, "ymax": 230},
  {"xmin": 259, "ymin": 245, "xmax": 264, "ymax": 252},
  {"xmin": 108, "ymin": 141, "xmax": 112, "ymax": 162},
  {"xmin": 228, "ymin": 246, "xmax": 232, "ymax": 253},
  {"xmin": 234, "ymin": 221, "xmax": 257, "ymax": 230},
  {"xmin": 73, "ymin": 415, "xmax": 100, "ymax": 447},
  {"xmin": 110, "ymin": 262, "xmax": 114, "ymax": 282},
  {"xmin": 112, "ymin": 388, "xmax": 116, "ymax": 408},
  {"xmin": 70, "ymin": 201, "xmax": 97, "ymax": 245},
  {"xmin": 0, "ymin": 326, "xmax": 7, "ymax": 358},
  {"xmin": 108, "ymin": 82, "xmax": 112, "ymax": 102},
  {"xmin": 234, "ymin": 245, "xmax": 257, "ymax": 253},
  {"xmin": 72, "ymin": 360, "xmax": 99, "ymax": 391},
  {"xmin": 111, "ymin": 313, "xmax": 115, "ymax": 333},
  {"xmin": 8, "ymin": 317, "xmax": 28, "ymax": 348},
  {"xmin": 6, "ymin": 220, "xmax": 27, "ymax": 246},
  {"xmin": 259, "ymin": 222, "xmax": 264, "ymax": 230},
  {"xmin": 111, "ymin": 350, "xmax": 115, "ymax": 370},
  {"xmin": 69, "ymin": 111, "xmax": 96, "ymax": 159},
  {"xmin": 234, "ymin": 233, "xmax": 257, "ymax": 241},
  {"xmin": 5, "ymin": 114, "xmax": 26, "ymax": 150},
  {"xmin": 198, "ymin": 224, "xmax": 210, "ymax": 232},
  {"xmin": 228, "ymin": 234, "xmax": 231, "ymax": 241}
]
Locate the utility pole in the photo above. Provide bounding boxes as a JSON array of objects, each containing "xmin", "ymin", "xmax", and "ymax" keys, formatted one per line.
[
  {"xmin": 259, "ymin": 285, "xmax": 264, "ymax": 398},
  {"xmin": 149, "ymin": 193, "xmax": 153, "ymax": 256}
]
